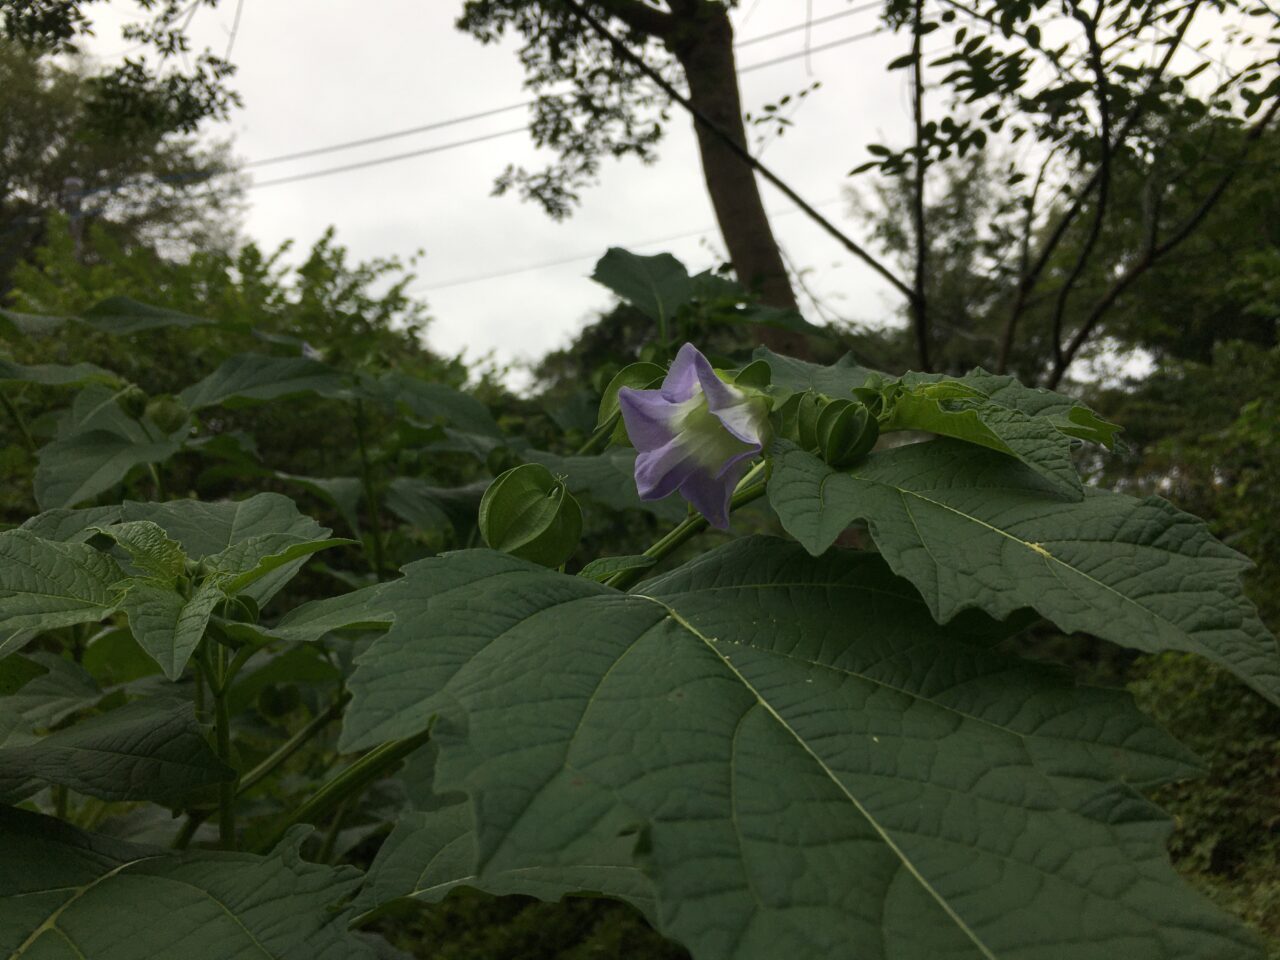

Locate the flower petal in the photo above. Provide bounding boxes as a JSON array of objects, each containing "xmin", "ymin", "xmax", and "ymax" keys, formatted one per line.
[
  {"xmin": 633, "ymin": 435, "xmax": 708, "ymax": 501},
  {"xmin": 659, "ymin": 343, "xmax": 704, "ymax": 403},
  {"xmin": 618, "ymin": 386, "xmax": 682, "ymax": 453},
  {"xmin": 678, "ymin": 452, "xmax": 755, "ymax": 530}
]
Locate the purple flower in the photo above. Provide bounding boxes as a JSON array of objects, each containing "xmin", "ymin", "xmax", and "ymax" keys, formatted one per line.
[{"xmin": 617, "ymin": 343, "xmax": 769, "ymax": 530}]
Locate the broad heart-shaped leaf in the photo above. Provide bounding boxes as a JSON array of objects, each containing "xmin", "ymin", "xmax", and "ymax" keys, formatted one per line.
[
  {"xmin": 591, "ymin": 247, "xmax": 694, "ymax": 325},
  {"xmin": 19, "ymin": 505, "xmax": 124, "ymax": 543},
  {"xmin": 119, "ymin": 577, "xmax": 225, "ymax": 680},
  {"xmin": 881, "ymin": 380, "xmax": 1086, "ymax": 496},
  {"xmin": 0, "ymin": 810, "xmax": 377, "ymax": 960},
  {"xmin": 202, "ymin": 534, "xmax": 353, "ymax": 596},
  {"xmin": 35, "ymin": 429, "xmax": 184, "ymax": 509},
  {"xmin": 79, "ymin": 296, "xmax": 214, "ymax": 335},
  {"xmin": 92, "ymin": 520, "xmax": 186, "ymax": 579},
  {"xmin": 932, "ymin": 369, "xmax": 1121, "ymax": 447},
  {"xmin": 353, "ymin": 797, "xmax": 657, "ymax": 926},
  {"xmin": 222, "ymin": 581, "xmax": 394, "ymax": 647},
  {"xmin": 889, "ymin": 370, "xmax": 1120, "ymax": 450},
  {"xmin": 751, "ymin": 346, "xmax": 882, "ymax": 399},
  {"xmin": 179, "ymin": 353, "xmax": 354, "ymax": 410},
  {"xmin": 341, "ymin": 540, "xmax": 1261, "ymax": 960},
  {"xmin": 527, "ymin": 448, "xmax": 687, "ymax": 522},
  {"xmin": 0, "ymin": 529, "xmax": 125, "ymax": 637},
  {"xmin": 769, "ymin": 440, "xmax": 1280, "ymax": 705},
  {"xmin": 0, "ymin": 654, "xmax": 103, "ymax": 730},
  {"xmin": 120, "ymin": 493, "xmax": 330, "ymax": 606},
  {"xmin": 369, "ymin": 372, "xmax": 502, "ymax": 438},
  {"xmin": 0, "ymin": 359, "xmax": 122, "ymax": 387},
  {"xmin": 0, "ymin": 698, "xmax": 233, "ymax": 803},
  {"xmin": 384, "ymin": 477, "xmax": 487, "ymax": 536}
]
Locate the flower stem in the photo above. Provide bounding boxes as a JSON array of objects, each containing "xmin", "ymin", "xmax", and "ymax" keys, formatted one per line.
[
  {"xmin": 200, "ymin": 642, "xmax": 237, "ymax": 849},
  {"xmin": 253, "ymin": 727, "xmax": 431, "ymax": 854},
  {"xmin": 1, "ymin": 390, "xmax": 36, "ymax": 454},
  {"xmin": 236, "ymin": 692, "xmax": 351, "ymax": 797},
  {"xmin": 605, "ymin": 460, "xmax": 770, "ymax": 591},
  {"xmin": 574, "ymin": 411, "xmax": 621, "ymax": 456},
  {"xmin": 353, "ymin": 400, "xmax": 387, "ymax": 581}
]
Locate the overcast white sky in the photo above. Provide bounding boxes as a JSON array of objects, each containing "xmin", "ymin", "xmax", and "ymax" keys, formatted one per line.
[{"xmin": 79, "ymin": 1, "xmax": 1256, "ymax": 384}]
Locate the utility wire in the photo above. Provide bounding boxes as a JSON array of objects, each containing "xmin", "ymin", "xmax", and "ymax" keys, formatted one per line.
[
  {"xmin": 247, "ymin": 127, "xmax": 529, "ymax": 188},
  {"xmin": 413, "ymin": 195, "xmax": 846, "ymax": 293},
  {"xmin": 735, "ymin": 0, "xmax": 881, "ymax": 48},
  {"xmin": 242, "ymin": 7, "xmax": 883, "ymax": 172},
  {"xmin": 242, "ymin": 101, "xmax": 532, "ymax": 169}
]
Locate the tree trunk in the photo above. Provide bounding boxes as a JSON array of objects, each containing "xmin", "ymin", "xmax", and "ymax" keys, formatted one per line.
[{"xmin": 671, "ymin": 5, "xmax": 810, "ymax": 357}]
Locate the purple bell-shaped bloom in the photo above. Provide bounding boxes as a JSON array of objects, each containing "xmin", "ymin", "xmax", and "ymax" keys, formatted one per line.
[{"xmin": 617, "ymin": 343, "xmax": 769, "ymax": 530}]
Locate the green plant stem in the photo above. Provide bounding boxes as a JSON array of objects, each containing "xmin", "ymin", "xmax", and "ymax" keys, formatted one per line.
[
  {"xmin": 316, "ymin": 796, "xmax": 351, "ymax": 864},
  {"xmin": 237, "ymin": 692, "xmax": 352, "ymax": 797},
  {"xmin": 574, "ymin": 410, "xmax": 621, "ymax": 456},
  {"xmin": 148, "ymin": 463, "xmax": 167, "ymax": 500},
  {"xmin": 254, "ymin": 727, "xmax": 431, "ymax": 855},
  {"xmin": 202, "ymin": 643, "xmax": 237, "ymax": 849},
  {"xmin": 605, "ymin": 461, "xmax": 771, "ymax": 591},
  {"xmin": 53, "ymin": 785, "xmax": 68, "ymax": 820},
  {"xmin": 1, "ymin": 389, "xmax": 36, "ymax": 453},
  {"xmin": 171, "ymin": 809, "xmax": 209, "ymax": 850},
  {"xmin": 353, "ymin": 400, "xmax": 387, "ymax": 581}
]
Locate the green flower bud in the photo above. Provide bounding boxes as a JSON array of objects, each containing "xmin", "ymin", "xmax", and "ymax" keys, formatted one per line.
[
  {"xmin": 479, "ymin": 463, "xmax": 583, "ymax": 568},
  {"xmin": 119, "ymin": 385, "xmax": 148, "ymax": 420},
  {"xmin": 598, "ymin": 362, "xmax": 666, "ymax": 446},
  {"xmin": 796, "ymin": 391, "xmax": 825, "ymax": 452},
  {"xmin": 144, "ymin": 394, "xmax": 190, "ymax": 435},
  {"xmin": 817, "ymin": 398, "xmax": 880, "ymax": 468}
]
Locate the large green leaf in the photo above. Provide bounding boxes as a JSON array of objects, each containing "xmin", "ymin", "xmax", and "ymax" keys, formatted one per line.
[
  {"xmin": 121, "ymin": 494, "xmax": 330, "ymax": 605},
  {"xmin": 80, "ymin": 296, "xmax": 214, "ymax": 335},
  {"xmin": 0, "ymin": 530, "xmax": 124, "ymax": 636},
  {"xmin": 342, "ymin": 542, "xmax": 1259, "ymax": 959},
  {"xmin": 372, "ymin": 373, "xmax": 502, "ymax": 438},
  {"xmin": 931, "ymin": 368, "xmax": 1121, "ymax": 447},
  {"xmin": 752, "ymin": 346, "xmax": 882, "ymax": 399},
  {"xmin": 225, "ymin": 581, "xmax": 394, "ymax": 646},
  {"xmin": 35, "ymin": 429, "xmax": 184, "ymax": 509},
  {"xmin": 19, "ymin": 505, "xmax": 124, "ymax": 543},
  {"xmin": 0, "ymin": 359, "xmax": 122, "ymax": 388},
  {"xmin": 203, "ymin": 534, "xmax": 353, "ymax": 595},
  {"xmin": 0, "ymin": 654, "xmax": 103, "ymax": 730},
  {"xmin": 354, "ymin": 797, "xmax": 657, "ymax": 925},
  {"xmin": 180, "ymin": 354, "xmax": 354, "ymax": 410},
  {"xmin": 882, "ymin": 379, "xmax": 1086, "ymax": 495},
  {"xmin": 0, "ymin": 698, "xmax": 233, "ymax": 803},
  {"xmin": 769, "ymin": 440, "xmax": 1280, "ymax": 704},
  {"xmin": 119, "ymin": 577, "xmax": 226, "ymax": 680},
  {"xmin": 591, "ymin": 248, "xmax": 695, "ymax": 326},
  {"xmin": 0, "ymin": 810, "xmax": 377, "ymax": 959},
  {"xmin": 92, "ymin": 520, "xmax": 187, "ymax": 579}
]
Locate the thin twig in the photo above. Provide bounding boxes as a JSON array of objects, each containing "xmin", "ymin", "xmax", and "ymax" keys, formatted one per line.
[
  {"xmin": 1047, "ymin": 94, "xmax": 1280, "ymax": 387},
  {"xmin": 1046, "ymin": 0, "xmax": 1112, "ymax": 379},
  {"xmin": 999, "ymin": 0, "xmax": 1203, "ymax": 366},
  {"xmin": 910, "ymin": 0, "xmax": 931, "ymax": 371}
]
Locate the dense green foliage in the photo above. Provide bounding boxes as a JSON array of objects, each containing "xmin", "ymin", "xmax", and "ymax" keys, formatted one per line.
[{"xmin": 1, "ymin": 241, "xmax": 1277, "ymax": 958}]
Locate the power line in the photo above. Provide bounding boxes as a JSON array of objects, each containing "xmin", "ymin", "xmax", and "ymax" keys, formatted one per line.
[
  {"xmin": 413, "ymin": 195, "xmax": 847, "ymax": 293},
  {"xmin": 735, "ymin": 1, "xmax": 881, "ymax": 48},
  {"xmin": 245, "ymin": 127, "xmax": 529, "ymax": 189},
  {"xmin": 739, "ymin": 26, "xmax": 885, "ymax": 73},
  {"xmin": 61, "ymin": 12, "xmax": 889, "ymax": 203},
  {"xmin": 240, "ymin": 8, "xmax": 882, "ymax": 171},
  {"xmin": 242, "ymin": 101, "xmax": 532, "ymax": 169}
]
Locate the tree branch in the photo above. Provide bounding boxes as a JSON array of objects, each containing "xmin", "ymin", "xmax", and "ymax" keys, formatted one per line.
[
  {"xmin": 559, "ymin": 0, "xmax": 918, "ymax": 305},
  {"xmin": 910, "ymin": 0, "xmax": 931, "ymax": 370},
  {"xmin": 1046, "ymin": 93, "xmax": 1280, "ymax": 388},
  {"xmin": 1046, "ymin": 0, "xmax": 1111, "ymax": 380},
  {"xmin": 591, "ymin": 0, "xmax": 674, "ymax": 38},
  {"xmin": 998, "ymin": 0, "xmax": 1203, "ymax": 369}
]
